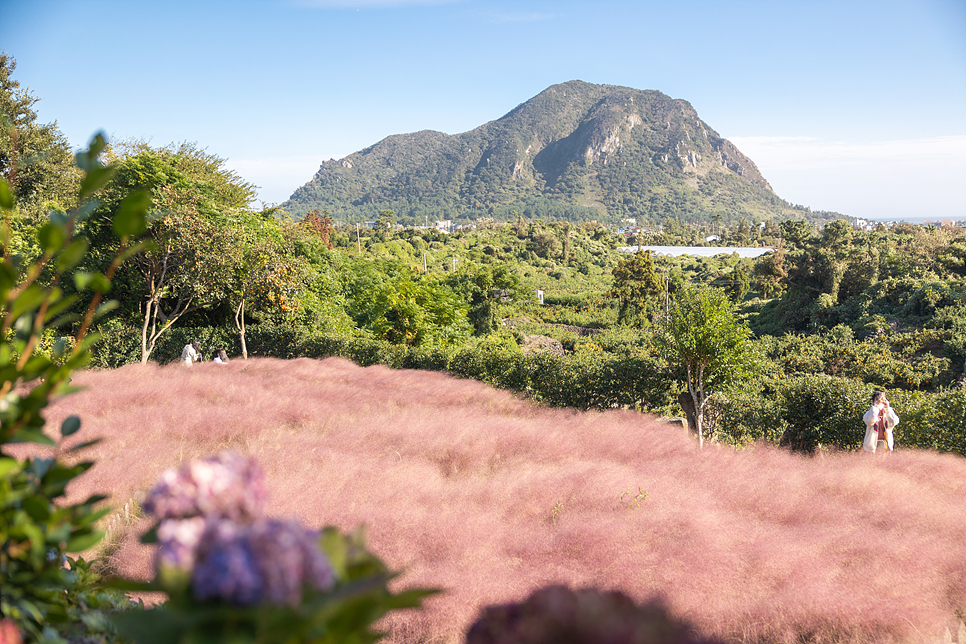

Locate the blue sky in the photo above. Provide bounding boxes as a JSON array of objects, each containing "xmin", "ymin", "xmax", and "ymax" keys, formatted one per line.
[{"xmin": 3, "ymin": 0, "xmax": 965, "ymax": 220}]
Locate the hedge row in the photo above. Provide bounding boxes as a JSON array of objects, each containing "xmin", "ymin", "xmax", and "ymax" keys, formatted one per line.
[
  {"xmin": 87, "ymin": 324, "xmax": 966, "ymax": 457},
  {"xmin": 715, "ymin": 375, "xmax": 966, "ymax": 456}
]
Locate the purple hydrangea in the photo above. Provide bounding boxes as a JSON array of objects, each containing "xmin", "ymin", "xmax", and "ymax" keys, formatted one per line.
[
  {"xmin": 143, "ymin": 451, "xmax": 267, "ymax": 522},
  {"xmin": 155, "ymin": 516, "xmax": 206, "ymax": 572},
  {"xmin": 247, "ymin": 518, "xmax": 336, "ymax": 606},
  {"xmin": 184, "ymin": 517, "xmax": 335, "ymax": 606},
  {"xmin": 145, "ymin": 452, "xmax": 336, "ymax": 607},
  {"xmin": 192, "ymin": 519, "xmax": 263, "ymax": 605}
]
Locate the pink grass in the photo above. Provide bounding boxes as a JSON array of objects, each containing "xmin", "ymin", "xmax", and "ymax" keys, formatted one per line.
[{"xmin": 18, "ymin": 357, "xmax": 966, "ymax": 643}]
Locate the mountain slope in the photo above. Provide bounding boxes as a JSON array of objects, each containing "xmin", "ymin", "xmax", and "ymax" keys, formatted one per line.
[{"xmin": 284, "ymin": 80, "xmax": 822, "ymax": 225}]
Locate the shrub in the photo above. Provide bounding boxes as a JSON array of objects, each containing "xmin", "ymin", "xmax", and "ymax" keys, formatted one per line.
[{"xmin": 1, "ymin": 137, "xmax": 149, "ymax": 642}]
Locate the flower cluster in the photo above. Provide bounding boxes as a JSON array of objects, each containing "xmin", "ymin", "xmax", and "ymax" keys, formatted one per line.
[
  {"xmin": 143, "ymin": 451, "xmax": 267, "ymax": 522},
  {"xmin": 144, "ymin": 451, "xmax": 334, "ymax": 606}
]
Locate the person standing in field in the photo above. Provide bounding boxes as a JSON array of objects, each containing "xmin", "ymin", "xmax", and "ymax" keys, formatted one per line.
[
  {"xmin": 180, "ymin": 339, "xmax": 202, "ymax": 367},
  {"xmin": 213, "ymin": 348, "xmax": 229, "ymax": 364},
  {"xmin": 863, "ymin": 391, "xmax": 899, "ymax": 453}
]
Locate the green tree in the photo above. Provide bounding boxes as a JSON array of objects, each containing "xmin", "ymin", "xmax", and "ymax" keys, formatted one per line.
[
  {"xmin": 84, "ymin": 143, "xmax": 256, "ymax": 362},
  {"xmin": 344, "ymin": 258, "xmax": 470, "ymax": 346},
  {"xmin": 229, "ymin": 211, "xmax": 307, "ymax": 358},
  {"xmin": 446, "ymin": 262, "xmax": 523, "ymax": 336},
  {"xmin": 377, "ymin": 209, "xmax": 396, "ymax": 238},
  {"xmin": 752, "ymin": 247, "xmax": 788, "ymax": 299},
  {"xmin": 779, "ymin": 219, "xmax": 813, "ymax": 250},
  {"xmin": 660, "ymin": 284, "xmax": 757, "ymax": 447},
  {"xmin": 608, "ymin": 250, "xmax": 663, "ymax": 326},
  {"xmin": 0, "ymin": 53, "xmax": 80, "ymax": 219}
]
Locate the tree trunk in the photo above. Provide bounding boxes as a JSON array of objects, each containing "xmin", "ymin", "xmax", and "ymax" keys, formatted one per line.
[
  {"xmin": 141, "ymin": 297, "xmax": 156, "ymax": 364},
  {"xmin": 678, "ymin": 392, "xmax": 698, "ymax": 436},
  {"xmin": 235, "ymin": 299, "xmax": 248, "ymax": 359}
]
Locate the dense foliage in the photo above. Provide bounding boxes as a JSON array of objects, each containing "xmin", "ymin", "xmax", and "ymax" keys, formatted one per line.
[{"xmin": 1, "ymin": 135, "xmax": 147, "ymax": 644}]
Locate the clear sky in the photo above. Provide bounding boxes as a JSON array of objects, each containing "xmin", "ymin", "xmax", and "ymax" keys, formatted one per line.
[{"xmin": 3, "ymin": 0, "xmax": 965, "ymax": 221}]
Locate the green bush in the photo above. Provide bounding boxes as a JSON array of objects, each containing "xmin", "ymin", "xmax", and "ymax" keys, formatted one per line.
[{"xmin": 1, "ymin": 138, "xmax": 149, "ymax": 643}]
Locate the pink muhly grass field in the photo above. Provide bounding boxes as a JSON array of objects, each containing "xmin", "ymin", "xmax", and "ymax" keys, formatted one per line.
[{"xmin": 25, "ymin": 357, "xmax": 966, "ymax": 643}]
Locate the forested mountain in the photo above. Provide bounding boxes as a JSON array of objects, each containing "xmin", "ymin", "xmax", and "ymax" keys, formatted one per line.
[{"xmin": 285, "ymin": 80, "xmax": 836, "ymax": 226}]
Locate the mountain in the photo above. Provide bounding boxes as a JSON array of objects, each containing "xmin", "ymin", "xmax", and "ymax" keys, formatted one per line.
[{"xmin": 283, "ymin": 80, "xmax": 829, "ymax": 226}]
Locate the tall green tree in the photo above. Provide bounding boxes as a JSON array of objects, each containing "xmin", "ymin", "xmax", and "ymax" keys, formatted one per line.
[
  {"xmin": 660, "ymin": 284, "xmax": 757, "ymax": 447},
  {"xmin": 609, "ymin": 249, "xmax": 663, "ymax": 326},
  {"xmin": 229, "ymin": 210, "xmax": 307, "ymax": 358},
  {"xmin": 0, "ymin": 53, "xmax": 80, "ymax": 219},
  {"xmin": 83, "ymin": 142, "xmax": 256, "ymax": 362},
  {"xmin": 344, "ymin": 258, "xmax": 470, "ymax": 346}
]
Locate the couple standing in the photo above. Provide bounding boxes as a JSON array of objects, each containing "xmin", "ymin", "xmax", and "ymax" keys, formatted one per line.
[{"xmin": 862, "ymin": 391, "xmax": 899, "ymax": 454}]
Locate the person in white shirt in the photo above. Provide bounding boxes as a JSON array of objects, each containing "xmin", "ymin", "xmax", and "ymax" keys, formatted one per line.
[
  {"xmin": 213, "ymin": 349, "xmax": 229, "ymax": 364},
  {"xmin": 180, "ymin": 340, "xmax": 201, "ymax": 366},
  {"xmin": 862, "ymin": 391, "xmax": 899, "ymax": 453}
]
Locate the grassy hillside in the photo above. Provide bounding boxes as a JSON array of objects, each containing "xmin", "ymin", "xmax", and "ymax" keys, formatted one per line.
[{"xmin": 26, "ymin": 358, "xmax": 966, "ymax": 644}]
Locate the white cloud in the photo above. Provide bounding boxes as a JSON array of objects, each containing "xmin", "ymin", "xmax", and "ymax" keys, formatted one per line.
[{"xmin": 726, "ymin": 135, "xmax": 966, "ymax": 220}]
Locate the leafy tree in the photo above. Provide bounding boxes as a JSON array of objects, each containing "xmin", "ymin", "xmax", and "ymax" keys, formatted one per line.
[
  {"xmin": 344, "ymin": 258, "xmax": 470, "ymax": 346},
  {"xmin": 752, "ymin": 247, "xmax": 788, "ymax": 299},
  {"xmin": 230, "ymin": 211, "xmax": 307, "ymax": 358},
  {"xmin": 660, "ymin": 284, "xmax": 757, "ymax": 447},
  {"xmin": 608, "ymin": 249, "xmax": 663, "ymax": 326},
  {"xmin": 779, "ymin": 219, "xmax": 812, "ymax": 250},
  {"xmin": 376, "ymin": 209, "xmax": 396, "ymax": 235},
  {"xmin": 726, "ymin": 264, "xmax": 750, "ymax": 303},
  {"xmin": 446, "ymin": 262, "xmax": 523, "ymax": 336},
  {"xmin": 0, "ymin": 53, "xmax": 80, "ymax": 219},
  {"xmin": 84, "ymin": 143, "xmax": 256, "ymax": 362}
]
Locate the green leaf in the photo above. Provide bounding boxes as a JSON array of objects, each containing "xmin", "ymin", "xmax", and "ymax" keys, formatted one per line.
[
  {"xmin": 113, "ymin": 190, "xmax": 151, "ymax": 237},
  {"xmin": 87, "ymin": 273, "xmax": 112, "ymax": 294},
  {"xmin": 65, "ymin": 438, "xmax": 102, "ymax": 454},
  {"xmin": 22, "ymin": 495, "xmax": 51, "ymax": 521},
  {"xmin": 118, "ymin": 239, "xmax": 157, "ymax": 263},
  {"xmin": 0, "ymin": 457, "xmax": 21, "ymax": 477},
  {"xmin": 61, "ymin": 415, "xmax": 81, "ymax": 437},
  {"xmin": 79, "ymin": 166, "xmax": 116, "ymax": 203},
  {"xmin": 56, "ymin": 238, "xmax": 90, "ymax": 272},
  {"xmin": 38, "ymin": 222, "xmax": 67, "ymax": 253},
  {"xmin": 9, "ymin": 428, "xmax": 57, "ymax": 446},
  {"xmin": 66, "ymin": 529, "xmax": 104, "ymax": 552},
  {"xmin": 76, "ymin": 132, "xmax": 108, "ymax": 172},
  {"xmin": 0, "ymin": 177, "xmax": 13, "ymax": 209},
  {"xmin": 11, "ymin": 283, "xmax": 49, "ymax": 320},
  {"xmin": 73, "ymin": 271, "xmax": 111, "ymax": 293},
  {"xmin": 93, "ymin": 300, "xmax": 119, "ymax": 319}
]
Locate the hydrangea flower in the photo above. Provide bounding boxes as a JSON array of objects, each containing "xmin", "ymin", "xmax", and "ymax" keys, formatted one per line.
[
  {"xmin": 156, "ymin": 516, "xmax": 206, "ymax": 572},
  {"xmin": 192, "ymin": 518, "xmax": 263, "ymax": 605},
  {"xmin": 143, "ymin": 451, "xmax": 267, "ymax": 522},
  {"xmin": 247, "ymin": 518, "xmax": 336, "ymax": 606},
  {"xmin": 144, "ymin": 452, "xmax": 335, "ymax": 607}
]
